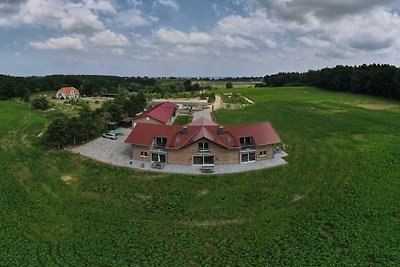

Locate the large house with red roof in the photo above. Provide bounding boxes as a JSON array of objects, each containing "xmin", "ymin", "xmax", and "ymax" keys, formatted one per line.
[
  {"xmin": 131, "ymin": 101, "xmax": 178, "ymax": 126},
  {"xmin": 56, "ymin": 87, "xmax": 80, "ymax": 99},
  {"xmin": 125, "ymin": 117, "xmax": 281, "ymax": 167}
]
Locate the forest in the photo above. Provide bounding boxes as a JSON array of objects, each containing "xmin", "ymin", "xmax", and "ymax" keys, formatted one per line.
[{"xmin": 263, "ymin": 64, "xmax": 400, "ymax": 100}]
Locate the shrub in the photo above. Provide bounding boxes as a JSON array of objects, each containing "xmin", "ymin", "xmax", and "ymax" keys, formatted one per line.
[{"xmin": 31, "ymin": 97, "xmax": 51, "ymax": 110}]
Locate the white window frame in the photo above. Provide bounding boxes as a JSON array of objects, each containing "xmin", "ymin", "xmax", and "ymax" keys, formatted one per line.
[
  {"xmin": 140, "ymin": 151, "xmax": 148, "ymax": 158},
  {"xmin": 241, "ymin": 152, "xmax": 256, "ymax": 163},
  {"xmin": 240, "ymin": 136, "xmax": 253, "ymax": 145},
  {"xmin": 259, "ymin": 150, "xmax": 267, "ymax": 157},
  {"xmin": 154, "ymin": 137, "xmax": 167, "ymax": 146},
  {"xmin": 151, "ymin": 153, "xmax": 167, "ymax": 163},
  {"xmin": 198, "ymin": 142, "xmax": 210, "ymax": 153},
  {"xmin": 192, "ymin": 155, "xmax": 215, "ymax": 166}
]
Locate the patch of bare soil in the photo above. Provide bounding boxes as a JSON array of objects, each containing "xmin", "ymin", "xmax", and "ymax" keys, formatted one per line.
[
  {"xmin": 292, "ymin": 194, "xmax": 304, "ymax": 202},
  {"xmin": 353, "ymin": 134, "xmax": 364, "ymax": 140},
  {"xmin": 61, "ymin": 175, "xmax": 74, "ymax": 183},
  {"xmin": 356, "ymin": 103, "xmax": 396, "ymax": 110},
  {"xmin": 310, "ymin": 107, "xmax": 347, "ymax": 113},
  {"xmin": 179, "ymin": 219, "xmax": 244, "ymax": 227},
  {"xmin": 135, "ymin": 193, "xmax": 152, "ymax": 200},
  {"xmin": 197, "ymin": 189, "xmax": 209, "ymax": 197}
]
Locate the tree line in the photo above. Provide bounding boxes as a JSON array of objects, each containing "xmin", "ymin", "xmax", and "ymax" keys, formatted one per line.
[
  {"xmin": 262, "ymin": 64, "xmax": 400, "ymax": 100},
  {"xmin": 0, "ymin": 74, "xmax": 245, "ymax": 100},
  {"xmin": 0, "ymin": 74, "xmax": 160, "ymax": 100},
  {"xmin": 43, "ymin": 92, "xmax": 146, "ymax": 148}
]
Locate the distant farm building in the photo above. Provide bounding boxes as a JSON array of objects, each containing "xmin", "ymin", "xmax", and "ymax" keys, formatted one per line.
[
  {"xmin": 152, "ymin": 99, "xmax": 208, "ymax": 110},
  {"xmin": 131, "ymin": 101, "xmax": 179, "ymax": 126},
  {"xmin": 56, "ymin": 87, "xmax": 80, "ymax": 99}
]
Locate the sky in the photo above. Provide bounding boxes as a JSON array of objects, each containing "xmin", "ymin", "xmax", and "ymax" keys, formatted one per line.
[{"xmin": 1, "ymin": 0, "xmax": 400, "ymax": 77}]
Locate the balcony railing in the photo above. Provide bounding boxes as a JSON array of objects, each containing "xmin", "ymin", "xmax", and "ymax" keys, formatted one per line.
[
  {"xmin": 152, "ymin": 144, "xmax": 167, "ymax": 152},
  {"xmin": 240, "ymin": 144, "xmax": 256, "ymax": 151}
]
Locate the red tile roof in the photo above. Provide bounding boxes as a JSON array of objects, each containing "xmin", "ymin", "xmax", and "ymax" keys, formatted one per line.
[
  {"xmin": 58, "ymin": 87, "xmax": 80, "ymax": 96},
  {"xmin": 132, "ymin": 101, "xmax": 178, "ymax": 124},
  {"xmin": 125, "ymin": 119, "xmax": 281, "ymax": 149}
]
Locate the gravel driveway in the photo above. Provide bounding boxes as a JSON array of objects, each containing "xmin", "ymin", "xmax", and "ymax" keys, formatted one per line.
[{"xmin": 71, "ymin": 128, "xmax": 132, "ymax": 166}]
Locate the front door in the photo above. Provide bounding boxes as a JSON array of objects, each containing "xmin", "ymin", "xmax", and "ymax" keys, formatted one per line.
[{"xmin": 152, "ymin": 153, "xmax": 167, "ymax": 163}]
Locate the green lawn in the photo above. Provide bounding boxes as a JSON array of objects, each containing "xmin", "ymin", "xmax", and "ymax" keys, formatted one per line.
[
  {"xmin": 173, "ymin": 115, "xmax": 193, "ymax": 125},
  {"xmin": 1, "ymin": 87, "xmax": 400, "ymax": 266}
]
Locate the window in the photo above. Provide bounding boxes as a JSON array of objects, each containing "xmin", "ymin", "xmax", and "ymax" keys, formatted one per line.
[
  {"xmin": 193, "ymin": 156, "xmax": 215, "ymax": 165},
  {"xmin": 193, "ymin": 156, "xmax": 204, "ymax": 165},
  {"xmin": 204, "ymin": 156, "xmax": 214, "ymax": 165},
  {"xmin": 241, "ymin": 152, "xmax": 256, "ymax": 163},
  {"xmin": 240, "ymin": 136, "xmax": 253, "ymax": 146},
  {"xmin": 152, "ymin": 153, "xmax": 166, "ymax": 163},
  {"xmin": 154, "ymin": 137, "xmax": 167, "ymax": 146},
  {"xmin": 140, "ymin": 151, "xmax": 148, "ymax": 157},
  {"xmin": 198, "ymin": 142, "xmax": 209, "ymax": 152},
  {"xmin": 259, "ymin": 150, "xmax": 267, "ymax": 157}
]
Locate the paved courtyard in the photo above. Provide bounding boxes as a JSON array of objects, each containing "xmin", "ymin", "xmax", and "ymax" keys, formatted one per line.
[
  {"xmin": 71, "ymin": 129, "xmax": 288, "ymax": 175},
  {"xmin": 71, "ymin": 128, "xmax": 132, "ymax": 166}
]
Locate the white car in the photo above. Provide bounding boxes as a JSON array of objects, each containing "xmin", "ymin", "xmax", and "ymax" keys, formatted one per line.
[{"xmin": 102, "ymin": 132, "xmax": 117, "ymax": 140}]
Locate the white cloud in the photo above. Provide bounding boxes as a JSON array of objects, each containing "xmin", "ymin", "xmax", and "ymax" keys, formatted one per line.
[
  {"xmin": 0, "ymin": 0, "xmax": 105, "ymax": 33},
  {"xmin": 111, "ymin": 48, "xmax": 125, "ymax": 55},
  {"xmin": 90, "ymin": 29, "xmax": 130, "ymax": 47},
  {"xmin": 155, "ymin": 28, "xmax": 212, "ymax": 45},
  {"xmin": 83, "ymin": 0, "xmax": 117, "ymax": 14},
  {"xmin": 116, "ymin": 9, "xmax": 158, "ymax": 28},
  {"xmin": 29, "ymin": 35, "xmax": 85, "ymax": 50},
  {"xmin": 158, "ymin": 0, "xmax": 179, "ymax": 11}
]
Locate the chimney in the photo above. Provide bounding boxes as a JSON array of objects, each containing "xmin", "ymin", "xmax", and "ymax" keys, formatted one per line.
[
  {"xmin": 218, "ymin": 125, "xmax": 224, "ymax": 136},
  {"xmin": 182, "ymin": 125, "xmax": 188, "ymax": 135}
]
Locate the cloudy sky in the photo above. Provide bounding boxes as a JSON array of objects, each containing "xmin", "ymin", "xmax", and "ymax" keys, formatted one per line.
[{"xmin": 1, "ymin": 0, "xmax": 400, "ymax": 77}]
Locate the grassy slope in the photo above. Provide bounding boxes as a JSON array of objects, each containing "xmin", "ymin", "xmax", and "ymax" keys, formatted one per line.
[{"xmin": 1, "ymin": 87, "xmax": 400, "ymax": 266}]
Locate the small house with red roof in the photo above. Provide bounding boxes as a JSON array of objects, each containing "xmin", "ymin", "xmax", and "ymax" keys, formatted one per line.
[
  {"xmin": 125, "ymin": 117, "xmax": 281, "ymax": 167},
  {"xmin": 56, "ymin": 87, "xmax": 80, "ymax": 99},
  {"xmin": 131, "ymin": 101, "xmax": 178, "ymax": 126}
]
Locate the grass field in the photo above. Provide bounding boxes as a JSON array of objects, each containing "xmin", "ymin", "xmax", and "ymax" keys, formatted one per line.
[
  {"xmin": 1, "ymin": 86, "xmax": 400, "ymax": 266},
  {"xmin": 173, "ymin": 115, "xmax": 193, "ymax": 125}
]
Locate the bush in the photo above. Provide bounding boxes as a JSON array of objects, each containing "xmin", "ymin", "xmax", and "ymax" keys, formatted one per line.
[
  {"xmin": 226, "ymin": 82, "xmax": 233, "ymax": 89},
  {"xmin": 31, "ymin": 97, "xmax": 51, "ymax": 110},
  {"xmin": 254, "ymin": 83, "xmax": 267, "ymax": 87},
  {"xmin": 23, "ymin": 92, "xmax": 31, "ymax": 102}
]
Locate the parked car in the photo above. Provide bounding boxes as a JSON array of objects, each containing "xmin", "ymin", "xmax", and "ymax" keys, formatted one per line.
[{"xmin": 102, "ymin": 132, "xmax": 117, "ymax": 140}]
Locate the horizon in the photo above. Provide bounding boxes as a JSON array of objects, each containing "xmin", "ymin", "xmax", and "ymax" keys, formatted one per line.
[{"xmin": 1, "ymin": 1, "xmax": 400, "ymax": 76}]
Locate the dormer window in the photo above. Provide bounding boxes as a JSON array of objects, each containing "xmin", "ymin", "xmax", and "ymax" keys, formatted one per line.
[
  {"xmin": 154, "ymin": 137, "xmax": 167, "ymax": 147},
  {"xmin": 240, "ymin": 137, "xmax": 253, "ymax": 146},
  {"xmin": 198, "ymin": 142, "xmax": 209, "ymax": 153}
]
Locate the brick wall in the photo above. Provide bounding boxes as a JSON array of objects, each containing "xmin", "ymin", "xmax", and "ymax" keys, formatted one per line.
[
  {"xmin": 131, "ymin": 141, "xmax": 276, "ymax": 166},
  {"xmin": 131, "ymin": 145, "xmax": 151, "ymax": 162},
  {"xmin": 256, "ymin": 145, "xmax": 275, "ymax": 161},
  {"xmin": 167, "ymin": 138, "xmax": 240, "ymax": 166}
]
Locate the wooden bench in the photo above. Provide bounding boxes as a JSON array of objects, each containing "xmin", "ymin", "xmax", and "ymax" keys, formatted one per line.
[{"xmin": 200, "ymin": 166, "xmax": 215, "ymax": 173}]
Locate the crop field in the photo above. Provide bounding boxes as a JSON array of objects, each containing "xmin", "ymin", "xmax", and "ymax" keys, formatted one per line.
[{"xmin": 1, "ymin": 86, "xmax": 400, "ymax": 266}]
